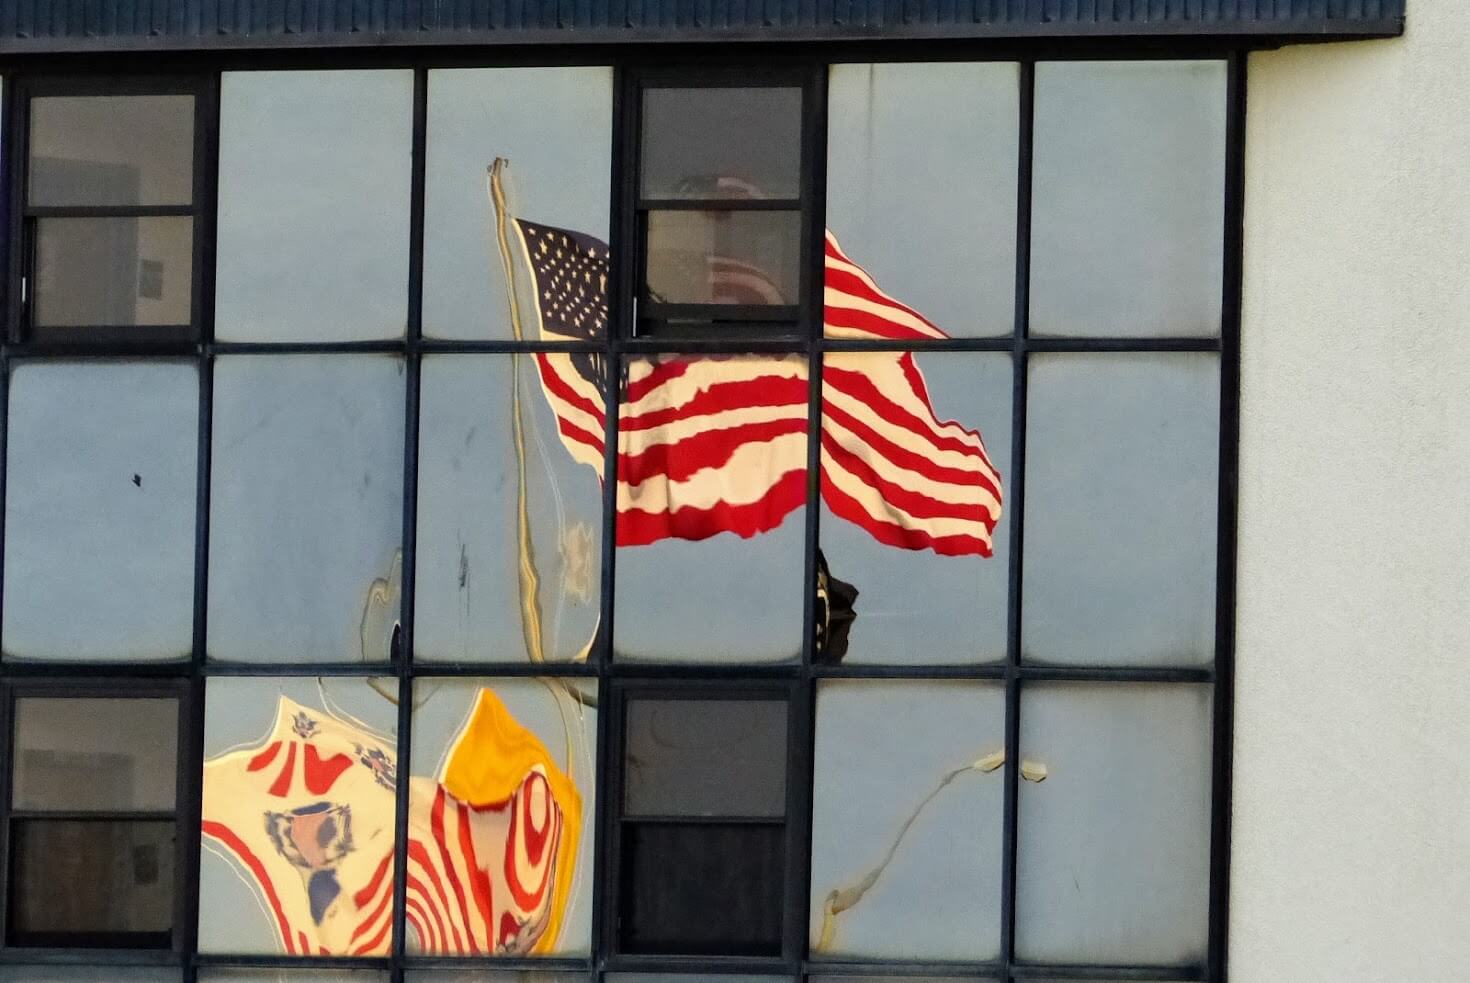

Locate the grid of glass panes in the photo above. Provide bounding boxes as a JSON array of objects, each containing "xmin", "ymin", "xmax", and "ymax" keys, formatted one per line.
[{"xmin": 0, "ymin": 55, "xmax": 1236, "ymax": 983}]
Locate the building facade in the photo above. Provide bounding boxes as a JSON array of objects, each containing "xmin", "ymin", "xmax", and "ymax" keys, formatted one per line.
[{"xmin": 0, "ymin": 0, "xmax": 1464, "ymax": 981}]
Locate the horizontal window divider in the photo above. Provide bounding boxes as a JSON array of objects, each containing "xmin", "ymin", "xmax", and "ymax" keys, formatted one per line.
[
  {"xmin": 638, "ymin": 197, "xmax": 803, "ymax": 211},
  {"xmin": 1024, "ymin": 335, "xmax": 1222, "ymax": 353},
  {"xmin": 621, "ymin": 338, "xmax": 808, "ymax": 356},
  {"xmin": 1008, "ymin": 961, "xmax": 1207, "ymax": 980},
  {"xmin": 8, "ymin": 809, "xmax": 177, "ymax": 821},
  {"xmin": 24, "ymin": 204, "xmax": 195, "ymax": 218},
  {"xmin": 0, "ymin": 946, "xmax": 185, "ymax": 966},
  {"xmin": 607, "ymin": 661, "xmax": 803, "ymax": 680},
  {"xmin": 802, "ymin": 958, "xmax": 1007, "ymax": 976},
  {"xmin": 821, "ymin": 336, "xmax": 1016, "ymax": 353},
  {"xmin": 209, "ymin": 339, "xmax": 409, "ymax": 355},
  {"xmin": 200, "ymin": 660, "xmax": 399, "ymax": 677},
  {"xmin": 0, "ymin": 660, "xmax": 193, "ymax": 678},
  {"xmin": 406, "ymin": 659, "xmax": 600, "ymax": 677},
  {"xmin": 402, "ymin": 954, "xmax": 594, "ymax": 970},
  {"xmin": 16, "ymin": 328, "xmax": 198, "ymax": 350},
  {"xmin": 1017, "ymin": 664, "xmax": 1215, "ymax": 683},
  {"xmin": 417, "ymin": 338, "xmax": 610, "ymax": 355},
  {"xmin": 601, "ymin": 952, "xmax": 798, "ymax": 974},
  {"xmin": 637, "ymin": 302, "xmax": 802, "ymax": 323},
  {"xmin": 619, "ymin": 813, "xmax": 786, "ymax": 826},
  {"xmin": 5, "ymin": 343, "xmax": 201, "ymax": 360},
  {"xmin": 811, "ymin": 662, "xmax": 1008, "ymax": 679},
  {"xmin": 193, "ymin": 953, "xmax": 390, "ymax": 970}
]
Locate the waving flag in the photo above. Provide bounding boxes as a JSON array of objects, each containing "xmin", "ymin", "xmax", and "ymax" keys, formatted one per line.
[
  {"xmin": 201, "ymin": 691, "xmax": 581, "ymax": 956},
  {"xmin": 511, "ymin": 216, "xmax": 1001, "ymax": 557}
]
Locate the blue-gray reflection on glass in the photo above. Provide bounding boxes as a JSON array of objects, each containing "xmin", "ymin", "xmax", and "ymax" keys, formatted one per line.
[
  {"xmin": 1022, "ymin": 353, "xmax": 1219, "ymax": 666},
  {"xmin": 826, "ymin": 62, "xmax": 1019, "ymax": 337},
  {"xmin": 1030, "ymin": 60, "xmax": 1227, "ymax": 338}
]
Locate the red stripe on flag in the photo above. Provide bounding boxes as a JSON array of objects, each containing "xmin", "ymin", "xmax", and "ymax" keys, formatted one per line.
[
  {"xmin": 202, "ymin": 820, "xmax": 296, "ymax": 954},
  {"xmin": 618, "ymin": 467, "xmax": 807, "ymax": 545},
  {"xmin": 431, "ymin": 786, "xmax": 479, "ymax": 954},
  {"xmin": 821, "ymin": 471, "xmax": 992, "ymax": 557},
  {"xmin": 408, "ymin": 840, "xmax": 464, "ymax": 953}
]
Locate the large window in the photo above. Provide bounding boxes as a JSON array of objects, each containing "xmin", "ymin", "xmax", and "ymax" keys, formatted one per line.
[{"xmin": 0, "ymin": 54, "xmax": 1240, "ymax": 983}]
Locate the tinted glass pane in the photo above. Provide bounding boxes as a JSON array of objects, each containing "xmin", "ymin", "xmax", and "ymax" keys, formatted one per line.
[
  {"xmin": 1022, "ymin": 353, "xmax": 1218, "ymax": 666},
  {"xmin": 33, "ymin": 216, "xmax": 192, "ymax": 329},
  {"xmin": 410, "ymin": 975, "xmax": 582, "ymax": 983},
  {"xmin": 645, "ymin": 210, "xmax": 800, "ymax": 306},
  {"xmin": 13, "ymin": 698, "xmax": 178, "ymax": 811},
  {"xmin": 1030, "ymin": 61, "xmax": 1227, "ymax": 338},
  {"xmin": 207, "ymin": 355, "xmax": 404, "ymax": 663},
  {"xmin": 818, "ymin": 352, "xmax": 1010, "ymax": 664},
  {"xmin": 199, "ymin": 676, "xmax": 398, "ymax": 955},
  {"xmin": 624, "ymin": 698, "xmax": 787, "ymax": 818},
  {"xmin": 215, "ymin": 70, "xmax": 412, "ymax": 342},
  {"xmin": 1016, "ymin": 683, "xmax": 1212, "ymax": 963},
  {"xmin": 608, "ymin": 975, "xmax": 789, "ymax": 983},
  {"xmin": 0, "ymin": 968, "xmax": 180, "ymax": 982},
  {"xmin": 200, "ymin": 975, "xmax": 387, "ymax": 982},
  {"xmin": 614, "ymin": 355, "xmax": 807, "ymax": 663},
  {"xmin": 641, "ymin": 87, "xmax": 801, "ymax": 200},
  {"xmin": 621, "ymin": 823, "xmax": 784, "ymax": 954},
  {"xmin": 826, "ymin": 63, "xmax": 1017, "ymax": 338},
  {"xmin": 414, "ymin": 355, "xmax": 602, "ymax": 664},
  {"xmin": 408, "ymin": 678, "xmax": 597, "ymax": 955},
  {"xmin": 810, "ymin": 681, "xmax": 1004, "ymax": 960},
  {"xmin": 29, "ymin": 95, "xmax": 194, "ymax": 207},
  {"xmin": 10, "ymin": 819, "xmax": 174, "ymax": 945},
  {"xmin": 422, "ymin": 67, "xmax": 612, "ymax": 341},
  {"xmin": 3, "ymin": 362, "xmax": 197, "ymax": 662}
]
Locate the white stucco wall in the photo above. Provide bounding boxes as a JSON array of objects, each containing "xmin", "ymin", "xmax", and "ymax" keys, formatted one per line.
[{"xmin": 1234, "ymin": 3, "xmax": 1470, "ymax": 979}]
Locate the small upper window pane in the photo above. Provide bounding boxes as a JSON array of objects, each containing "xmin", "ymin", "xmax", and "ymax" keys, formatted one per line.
[
  {"xmin": 826, "ymin": 63, "xmax": 1018, "ymax": 338},
  {"xmin": 29, "ymin": 95, "xmax": 194, "ymax": 208},
  {"xmin": 645, "ymin": 210, "xmax": 800, "ymax": 307},
  {"xmin": 214, "ymin": 70, "xmax": 412, "ymax": 342},
  {"xmin": 12, "ymin": 697, "xmax": 179, "ymax": 811},
  {"xmin": 1029, "ymin": 60, "xmax": 1227, "ymax": 338},
  {"xmin": 640, "ymin": 87, "xmax": 802, "ymax": 200},
  {"xmin": 624, "ymin": 698, "xmax": 787, "ymax": 818}
]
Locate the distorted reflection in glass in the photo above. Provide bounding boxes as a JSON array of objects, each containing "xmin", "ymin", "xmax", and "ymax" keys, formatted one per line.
[
  {"xmin": 415, "ymin": 355, "xmax": 602, "ymax": 664},
  {"xmin": 422, "ymin": 67, "xmax": 612, "ymax": 340},
  {"xmin": 810, "ymin": 681, "xmax": 1005, "ymax": 960},
  {"xmin": 614, "ymin": 355, "xmax": 808, "ymax": 663},
  {"xmin": 198, "ymin": 676, "xmax": 399, "ymax": 956},
  {"xmin": 3, "ymin": 361, "xmax": 197, "ymax": 662},
  {"xmin": 408, "ymin": 678, "xmax": 597, "ymax": 955},
  {"xmin": 215, "ymin": 70, "xmax": 412, "ymax": 341},
  {"xmin": 818, "ymin": 352, "xmax": 1010, "ymax": 664},
  {"xmin": 640, "ymin": 87, "xmax": 802, "ymax": 200},
  {"xmin": 1023, "ymin": 353, "xmax": 1219, "ymax": 666},
  {"xmin": 644, "ymin": 210, "xmax": 800, "ymax": 307},
  {"xmin": 826, "ymin": 62, "xmax": 1018, "ymax": 337},
  {"xmin": 1030, "ymin": 60, "xmax": 1227, "ymax": 337},
  {"xmin": 208, "ymin": 355, "xmax": 405, "ymax": 664},
  {"xmin": 1016, "ymin": 683, "xmax": 1212, "ymax": 964}
]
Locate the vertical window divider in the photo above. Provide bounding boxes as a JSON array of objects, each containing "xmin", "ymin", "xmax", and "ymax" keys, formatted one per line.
[
  {"xmin": 390, "ymin": 64, "xmax": 430, "ymax": 983},
  {"xmin": 1000, "ymin": 56, "xmax": 1036, "ymax": 983}
]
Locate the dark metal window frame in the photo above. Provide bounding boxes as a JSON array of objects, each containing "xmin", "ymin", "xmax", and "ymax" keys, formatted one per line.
[
  {"xmin": 5, "ymin": 74, "xmax": 216, "ymax": 347},
  {"xmin": 0, "ymin": 45, "xmax": 1244, "ymax": 983}
]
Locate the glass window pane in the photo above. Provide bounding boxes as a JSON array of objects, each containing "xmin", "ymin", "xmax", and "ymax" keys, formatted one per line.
[
  {"xmin": 422, "ymin": 67, "xmax": 611, "ymax": 341},
  {"xmin": 645, "ymin": 210, "xmax": 800, "ymax": 306},
  {"xmin": 810, "ymin": 681, "xmax": 1004, "ymax": 960},
  {"xmin": 10, "ymin": 819, "xmax": 174, "ymax": 945},
  {"xmin": 408, "ymin": 678, "xmax": 597, "ymax": 955},
  {"xmin": 13, "ymin": 698, "xmax": 178, "ymax": 810},
  {"xmin": 614, "ymin": 354, "xmax": 807, "ymax": 663},
  {"xmin": 0, "ymin": 969, "xmax": 180, "ymax": 982},
  {"xmin": 1022, "ymin": 353, "xmax": 1218, "ymax": 666},
  {"xmin": 409, "ymin": 975, "xmax": 583, "ymax": 983},
  {"xmin": 621, "ymin": 823, "xmax": 784, "ymax": 954},
  {"xmin": 1030, "ymin": 60, "xmax": 1227, "ymax": 338},
  {"xmin": 29, "ymin": 95, "xmax": 194, "ymax": 207},
  {"xmin": 414, "ymin": 355, "xmax": 602, "ymax": 664},
  {"xmin": 207, "ymin": 355, "xmax": 404, "ymax": 663},
  {"xmin": 33, "ymin": 216, "xmax": 192, "ymax": 329},
  {"xmin": 3, "ymin": 362, "xmax": 197, "ymax": 662},
  {"xmin": 608, "ymin": 976, "xmax": 789, "ymax": 983},
  {"xmin": 826, "ymin": 63, "xmax": 1017, "ymax": 338},
  {"xmin": 1016, "ymin": 683, "xmax": 1212, "ymax": 963},
  {"xmin": 640, "ymin": 87, "xmax": 801, "ymax": 200},
  {"xmin": 215, "ymin": 70, "xmax": 412, "ymax": 342},
  {"xmin": 200, "ymin": 975, "xmax": 387, "ymax": 983},
  {"xmin": 624, "ymin": 698, "xmax": 787, "ymax": 818},
  {"xmin": 199, "ymin": 676, "xmax": 398, "ymax": 955},
  {"xmin": 818, "ymin": 352, "xmax": 1010, "ymax": 664}
]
